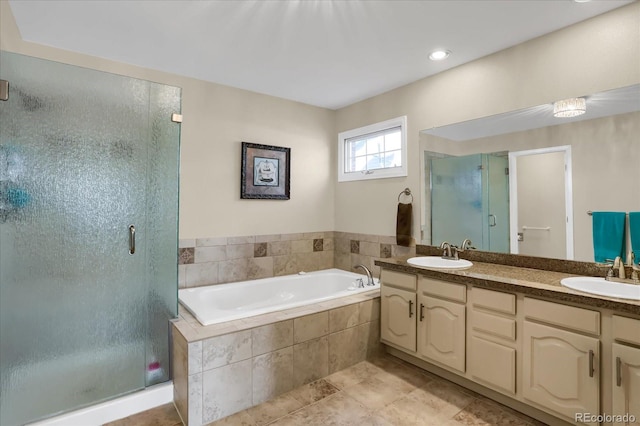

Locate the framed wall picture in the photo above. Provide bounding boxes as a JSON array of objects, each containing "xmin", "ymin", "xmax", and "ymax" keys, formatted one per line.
[{"xmin": 241, "ymin": 142, "xmax": 291, "ymax": 200}]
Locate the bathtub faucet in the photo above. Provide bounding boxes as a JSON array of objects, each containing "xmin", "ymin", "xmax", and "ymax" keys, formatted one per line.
[{"xmin": 354, "ymin": 264, "xmax": 375, "ymax": 286}]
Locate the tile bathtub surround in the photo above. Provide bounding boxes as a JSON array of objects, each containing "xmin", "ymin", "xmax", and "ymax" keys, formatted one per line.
[
  {"xmin": 178, "ymin": 232, "xmax": 335, "ymax": 289},
  {"xmin": 178, "ymin": 231, "xmax": 416, "ymax": 289},
  {"xmin": 171, "ymin": 297, "xmax": 382, "ymax": 426},
  {"xmin": 334, "ymin": 232, "xmax": 416, "ymax": 278}
]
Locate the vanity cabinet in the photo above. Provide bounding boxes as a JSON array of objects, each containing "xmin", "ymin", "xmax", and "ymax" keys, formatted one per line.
[
  {"xmin": 379, "ymin": 264, "xmax": 640, "ymax": 426},
  {"xmin": 467, "ymin": 287, "xmax": 517, "ymax": 395},
  {"xmin": 522, "ymin": 298, "xmax": 600, "ymax": 424},
  {"xmin": 380, "ymin": 270, "xmax": 417, "ymax": 352},
  {"xmin": 417, "ymin": 278, "xmax": 466, "ymax": 372},
  {"xmin": 611, "ymin": 316, "xmax": 640, "ymax": 425}
]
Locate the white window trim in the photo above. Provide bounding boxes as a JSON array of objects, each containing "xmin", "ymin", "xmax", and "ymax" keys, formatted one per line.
[{"xmin": 338, "ymin": 116, "xmax": 408, "ymax": 182}]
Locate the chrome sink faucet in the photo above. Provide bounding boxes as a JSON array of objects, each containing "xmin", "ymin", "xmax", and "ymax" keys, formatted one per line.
[
  {"xmin": 354, "ymin": 264, "xmax": 375, "ymax": 286},
  {"xmin": 460, "ymin": 239, "xmax": 475, "ymax": 251},
  {"xmin": 605, "ymin": 256, "xmax": 627, "ymax": 281},
  {"xmin": 440, "ymin": 241, "xmax": 459, "ymax": 260}
]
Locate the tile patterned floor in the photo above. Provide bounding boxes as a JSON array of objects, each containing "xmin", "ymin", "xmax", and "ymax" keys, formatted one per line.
[{"xmin": 106, "ymin": 355, "xmax": 547, "ymax": 426}]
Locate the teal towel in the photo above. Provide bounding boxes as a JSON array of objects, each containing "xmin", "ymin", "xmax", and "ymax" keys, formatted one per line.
[
  {"xmin": 630, "ymin": 212, "xmax": 640, "ymax": 264},
  {"xmin": 592, "ymin": 211, "xmax": 626, "ymax": 263}
]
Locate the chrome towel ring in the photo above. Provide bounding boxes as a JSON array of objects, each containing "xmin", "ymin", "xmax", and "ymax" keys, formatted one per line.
[{"xmin": 398, "ymin": 188, "xmax": 413, "ymax": 203}]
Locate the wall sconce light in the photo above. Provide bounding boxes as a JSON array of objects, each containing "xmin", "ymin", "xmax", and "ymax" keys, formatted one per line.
[{"xmin": 553, "ymin": 97, "xmax": 586, "ymax": 117}]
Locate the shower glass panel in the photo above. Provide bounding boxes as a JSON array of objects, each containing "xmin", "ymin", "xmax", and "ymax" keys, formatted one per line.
[
  {"xmin": 431, "ymin": 154, "xmax": 484, "ymax": 248},
  {"xmin": 430, "ymin": 153, "xmax": 509, "ymax": 252},
  {"xmin": 0, "ymin": 52, "xmax": 180, "ymax": 426}
]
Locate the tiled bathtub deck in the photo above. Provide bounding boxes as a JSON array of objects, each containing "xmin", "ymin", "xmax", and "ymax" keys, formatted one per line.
[
  {"xmin": 108, "ymin": 355, "xmax": 544, "ymax": 426},
  {"xmin": 172, "ymin": 289, "xmax": 383, "ymax": 425}
]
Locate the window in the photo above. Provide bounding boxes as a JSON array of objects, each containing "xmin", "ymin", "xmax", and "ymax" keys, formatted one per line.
[{"xmin": 338, "ymin": 116, "xmax": 407, "ymax": 182}]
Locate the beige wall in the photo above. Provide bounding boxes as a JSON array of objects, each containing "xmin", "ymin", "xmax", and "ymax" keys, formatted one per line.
[
  {"xmin": 334, "ymin": 3, "xmax": 640, "ymax": 241},
  {"xmin": 0, "ymin": 1, "xmax": 336, "ymax": 239}
]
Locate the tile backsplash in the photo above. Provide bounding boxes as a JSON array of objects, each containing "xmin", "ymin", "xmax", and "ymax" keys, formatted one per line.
[{"xmin": 178, "ymin": 231, "xmax": 415, "ymax": 289}]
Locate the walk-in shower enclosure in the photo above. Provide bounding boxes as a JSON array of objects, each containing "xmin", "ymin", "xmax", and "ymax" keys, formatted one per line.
[{"xmin": 0, "ymin": 52, "xmax": 181, "ymax": 426}]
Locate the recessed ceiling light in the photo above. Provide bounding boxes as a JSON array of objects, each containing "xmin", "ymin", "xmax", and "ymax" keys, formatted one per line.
[
  {"xmin": 429, "ymin": 50, "xmax": 451, "ymax": 61},
  {"xmin": 574, "ymin": 0, "xmax": 591, "ymax": 3}
]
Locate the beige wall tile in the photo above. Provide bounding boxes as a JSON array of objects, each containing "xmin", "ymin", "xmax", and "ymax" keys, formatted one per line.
[
  {"xmin": 256, "ymin": 234, "xmax": 282, "ymax": 243},
  {"xmin": 252, "ymin": 320, "xmax": 294, "ymax": 356},
  {"xmin": 281, "ymin": 233, "xmax": 304, "ymax": 241},
  {"xmin": 294, "ymin": 312, "xmax": 329, "ymax": 344},
  {"xmin": 218, "ymin": 259, "xmax": 249, "ymax": 283},
  {"xmin": 293, "ymin": 337, "xmax": 329, "ymax": 387},
  {"xmin": 359, "ymin": 241, "xmax": 381, "ymax": 258},
  {"xmin": 178, "ymin": 265, "xmax": 187, "ymax": 289},
  {"xmin": 194, "ymin": 246, "xmax": 227, "ymax": 263},
  {"xmin": 227, "ymin": 243, "xmax": 255, "ymax": 259},
  {"xmin": 247, "ymin": 257, "xmax": 274, "ymax": 280},
  {"xmin": 273, "ymin": 255, "xmax": 299, "ymax": 276},
  {"xmin": 333, "ymin": 237, "xmax": 351, "ymax": 255},
  {"xmin": 379, "ymin": 235, "xmax": 396, "ymax": 245},
  {"xmin": 359, "ymin": 320, "xmax": 382, "ymax": 359},
  {"xmin": 202, "ymin": 360, "xmax": 252, "ymax": 424},
  {"xmin": 323, "ymin": 238, "xmax": 335, "ymax": 252},
  {"xmin": 179, "ymin": 239, "xmax": 196, "ymax": 248},
  {"xmin": 291, "ymin": 239, "xmax": 313, "ymax": 254},
  {"xmin": 329, "ymin": 304, "xmax": 360, "ymax": 333},
  {"xmin": 252, "ymin": 347, "xmax": 294, "ymax": 405},
  {"xmin": 334, "ymin": 253, "xmax": 351, "ymax": 272},
  {"xmin": 188, "ymin": 340, "xmax": 203, "ymax": 374},
  {"xmin": 188, "ymin": 373, "xmax": 203, "ymax": 426},
  {"xmin": 185, "ymin": 262, "xmax": 219, "ymax": 287},
  {"xmin": 328, "ymin": 326, "xmax": 361, "ymax": 374},
  {"xmin": 228, "ymin": 236, "xmax": 255, "ymax": 245},
  {"xmin": 303, "ymin": 232, "xmax": 325, "ymax": 239},
  {"xmin": 202, "ymin": 330, "xmax": 252, "ymax": 370},
  {"xmin": 268, "ymin": 241, "xmax": 291, "ymax": 256},
  {"xmin": 358, "ymin": 233, "xmax": 380, "ymax": 243},
  {"xmin": 358, "ymin": 299, "xmax": 381, "ymax": 324},
  {"xmin": 172, "ymin": 336, "xmax": 189, "ymax": 424}
]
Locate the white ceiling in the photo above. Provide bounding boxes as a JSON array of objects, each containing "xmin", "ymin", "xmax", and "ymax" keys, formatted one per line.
[{"xmin": 8, "ymin": 0, "xmax": 633, "ymax": 110}]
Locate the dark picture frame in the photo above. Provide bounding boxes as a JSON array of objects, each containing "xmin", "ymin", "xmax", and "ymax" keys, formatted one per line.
[{"xmin": 241, "ymin": 142, "xmax": 291, "ymax": 200}]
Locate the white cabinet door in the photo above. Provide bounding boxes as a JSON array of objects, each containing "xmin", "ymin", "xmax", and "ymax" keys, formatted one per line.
[
  {"xmin": 468, "ymin": 335, "xmax": 516, "ymax": 395},
  {"xmin": 523, "ymin": 321, "xmax": 599, "ymax": 424},
  {"xmin": 380, "ymin": 285, "xmax": 416, "ymax": 352},
  {"xmin": 417, "ymin": 294, "xmax": 465, "ymax": 372},
  {"xmin": 612, "ymin": 343, "xmax": 640, "ymax": 425}
]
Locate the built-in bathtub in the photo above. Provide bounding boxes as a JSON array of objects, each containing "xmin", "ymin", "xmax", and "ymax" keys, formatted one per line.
[
  {"xmin": 178, "ymin": 268, "xmax": 379, "ymax": 326},
  {"xmin": 172, "ymin": 268, "xmax": 382, "ymax": 425}
]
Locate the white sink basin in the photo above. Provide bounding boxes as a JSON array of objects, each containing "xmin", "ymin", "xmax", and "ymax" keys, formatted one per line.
[
  {"xmin": 560, "ymin": 277, "xmax": 640, "ymax": 301},
  {"xmin": 407, "ymin": 256, "xmax": 473, "ymax": 270}
]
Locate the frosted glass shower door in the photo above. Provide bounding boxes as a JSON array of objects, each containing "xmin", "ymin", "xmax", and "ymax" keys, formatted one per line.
[
  {"xmin": 431, "ymin": 154, "xmax": 484, "ymax": 248},
  {"xmin": 0, "ymin": 52, "xmax": 180, "ymax": 426}
]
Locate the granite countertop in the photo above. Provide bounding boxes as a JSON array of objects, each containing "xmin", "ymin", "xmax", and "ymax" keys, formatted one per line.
[{"xmin": 375, "ymin": 257, "xmax": 640, "ymax": 316}]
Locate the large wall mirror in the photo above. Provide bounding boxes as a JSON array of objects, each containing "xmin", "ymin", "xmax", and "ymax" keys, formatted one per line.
[{"xmin": 419, "ymin": 84, "xmax": 639, "ymax": 263}]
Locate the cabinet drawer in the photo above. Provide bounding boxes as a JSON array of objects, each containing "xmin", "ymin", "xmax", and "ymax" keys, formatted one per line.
[
  {"xmin": 470, "ymin": 310, "xmax": 516, "ymax": 341},
  {"xmin": 523, "ymin": 297, "xmax": 600, "ymax": 336},
  {"xmin": 612, "ymin": 315, "xmax": 640, "ymax": 346},
  {"xmin": 471, "ymin": 287, "xmax": 516, "ymax": 315},
  {"xmin": 419, "ymin": 277, "xmax": 466, "ymax": 303},
  {"xmin": 381, "ymin": 269, "xmax": 417, "ymax": 291}
]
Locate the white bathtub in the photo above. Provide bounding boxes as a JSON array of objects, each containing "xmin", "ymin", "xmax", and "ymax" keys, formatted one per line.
[{"xmin": 179, "ymin": 268, "xmax": 379, "ymax": 326}]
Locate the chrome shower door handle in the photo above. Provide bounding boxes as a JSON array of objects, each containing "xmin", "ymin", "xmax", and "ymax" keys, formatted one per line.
[{"xmin": 129, "ymin": 225, "xmax": 136, "ymax": 255}]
